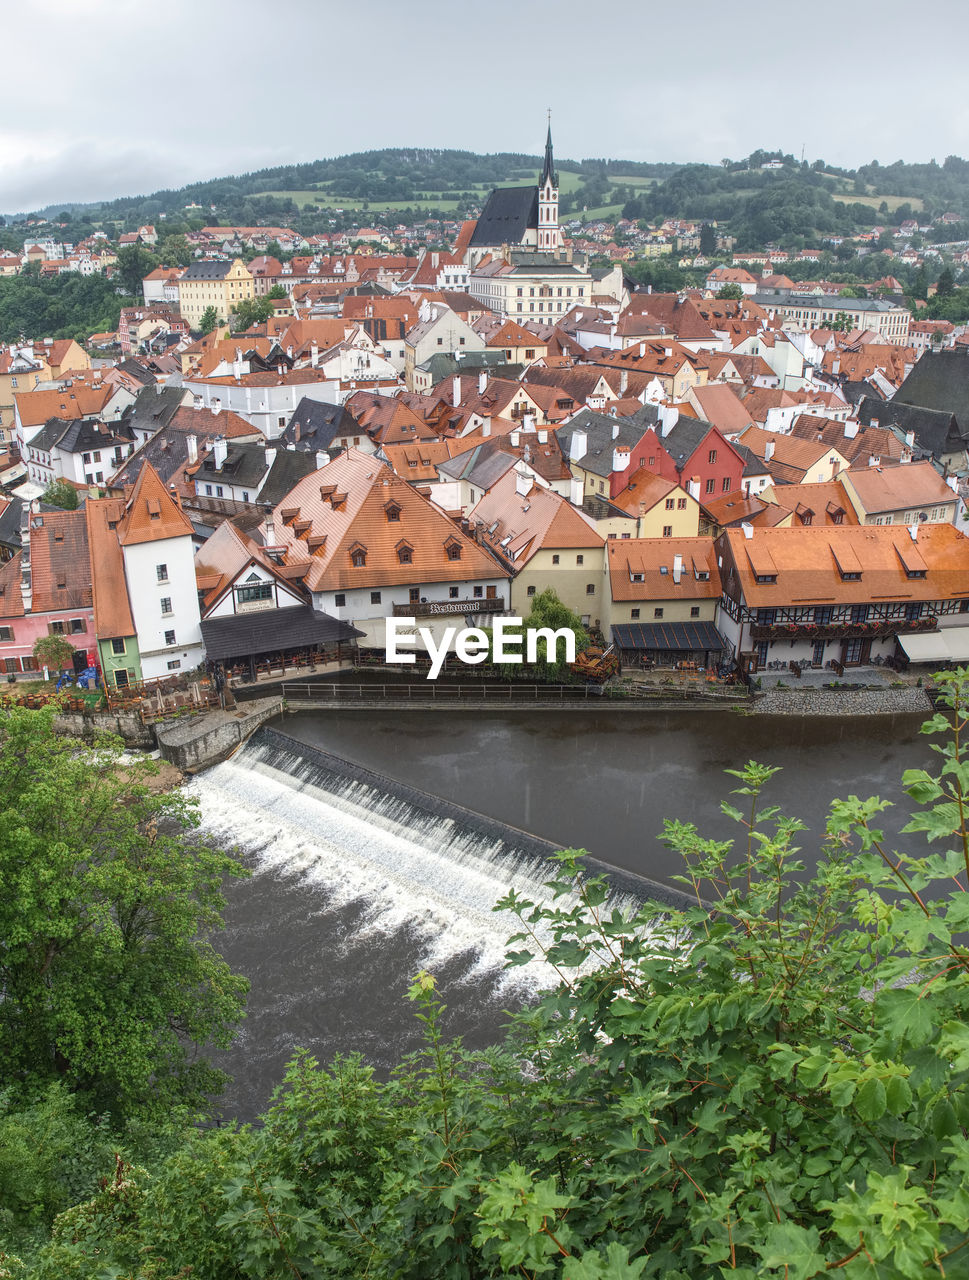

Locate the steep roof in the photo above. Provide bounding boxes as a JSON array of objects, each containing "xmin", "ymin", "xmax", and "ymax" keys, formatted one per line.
[
  {"xmin": 468, "ymin": 469, "xmax": 602, "ymax": 565},
  {"xmin": 85, "ymin": 498, "xmax": 135, "ymax": 639},
  {"xmin": 468, "ymin": 186, "xmax": 539, "ymax": 248},
  {"xmin": 856, "ymin": 395, "xmax": 967, "ymax": 459},
  {"xmin": 555, "ymin": 409, "xmax": 654, "ymax": 479},
  {"xmin": 893, "ymin": 348, "xmax": 969, "ymax": 424},
  {"xmin": 27, "ymin": 508, "xmax": 92, "ymax": 613},
  {"xmin": 270, "ymin": 449, "xmax": 506, "ymax": 593},
  {"xmin": 117, "ymin": 461, "xmax": 194, "ymax": 546}
]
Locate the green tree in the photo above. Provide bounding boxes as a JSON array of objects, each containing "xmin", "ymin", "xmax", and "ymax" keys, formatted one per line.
[
  {"xmin": 40, "ymin": 479, "xmax": 78, "ymax": 511},
  {"xmin": 487, "ymin": 587, "xmax": 590, "ymax": 682},
  {"xmin": 197, "ymin": 305, "xmax": 220, "ymax": 336},
  {"xmin": 699, "ymin": 223, "xmax": 717, "ymax": 255},
  {"xmin": 231, "ymin": 295, "xmax": 276, "ymax": 331},
  {"xmin": 0, "ymin": 706, "xmax": 248, "ymax": 1123},
  {"xmin": 936, "ymin": 265, "xmax": 956, "ymax": 297},
  {"xmin": 154, "ymin": 233, "xmax": 192, "ymax": 267},
  {"xmin": 31, "ymin": 634, "xmax": 75, "ymax": 672},
  {"xmin": 839, "ymin": 284, "xmax": 868, "ymax": 298},
  {"xmin": 717, "ymin": 282, "xmax": 744, "ymax": 300},
  {"xmin": 266, "ymin": 284, "xmax": 288, "ymax": 299},
  {"xmin": 827, "ymin": 310, "xmax": 854, "ymax": 332},
  {"xmin": 114, "ymin": 245, "xmax": 158, "ymax": 296}
]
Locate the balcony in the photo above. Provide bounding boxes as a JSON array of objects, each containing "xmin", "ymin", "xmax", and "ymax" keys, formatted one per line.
[
  {"xmin": 750, "ymin": 616, "xmax": 938, "ymax": 642},
  {"xmin": 393, "ymin": 598, "xmax": 505, "ymax": 618}
]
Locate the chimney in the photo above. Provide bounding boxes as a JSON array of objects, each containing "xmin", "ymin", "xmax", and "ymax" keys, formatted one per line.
[
  {"xmin": 639, "ymin": 342, "xmax": 646, "ymax": 357},
  {"xmin": 688, "ymin": 476, "xmax": 701, "ymax": 501},
  {"xmin": 286, "ymin": 345, "xmax": 293, "ymax": 359},
  {"xmin": 263, "ymin": 506, "xmax": 274, "ymax": 543},
  {"xmin": 478, "ymin": 370, "xmax": 487, "ymax": 395},
  {"xmin": 764, "ymin": 439, "xmax": 775, "ymax": 462},
  {"xmin": 659, "ymin": 404, "xmax": 679, "ymax": 437},
  {"xmin": 523, "ymin": 412, "xmax": 536, "ymax": 431},
  {"xmin": 905, "ymin": 430, "xmax": 915, "ymax": 447},
  {"xmin": 909, "ymin": 524, "xmax": 919, "ymax": 542},
  {"xmin": 569, "ymin": 429, "xmax": 587, "ymax": 461},
  {"xmin": 620, "ymin": 370, "xmax": 628, "ymax": 395},
  {"xmin": 315, "ymin": 450, "xmax": 328, "ymax": 470},
  {"xmin": 741, "ymin": 521, "xmax": 754, "ymax": 539},
  {"xmin": 570, "ymin": 477, "xmax": 584, "ymax": 506},
  {"xmin": 211, "ymin": 397, "xmax": 222, "ymax": 415},
  {"xmin": 538, "ymin": 428, "xmax": 548, "ymax": 443},
  {"xmin": 612, "ymin": 422, "xmax": 620, "ymax": 440},
  {"xmin": 311, "ymin": 340, "xmax": 319, "ymax": 368},
  {"xmin": 213, "ymin": 435, "xmax": 228, "ymax": 469},
  {"xmin": 233, "ymin": 347, "xmax": 243, "ymax": 379},
  {"xmin": 515, "ymin": 470, "xmax": 533, "ymax": 498},
  {"xmin": 868, "ymin": 454, "xmax": 879, "ymax": 467},
  {"xmin": 452, "ymin": 375, "xmax": 461, "ymax": 407},
  {"xmin": 672, "ymin": 553, "xmax": 683, "ymax": 584},
  {"xmin": 844, "ymin": 421, "xmax": 859, "ymax": 439},
  {"xmin": 508, "ymin": 430, "xmax": 520, "ymax": 447},
  {"xmin": 613, "ymin": 445, "xmax": 631, "ymax": 473},
  {"xmin": 482, "ymin": 418, "xmax": 491, "ymax": 437},
  {"xmin": 186, "ymin": 433, "xmax": 198, "ymax": 465},
  {"xmin": 193, "ymin": 393, "xmax": 203, "ymax": 410}
]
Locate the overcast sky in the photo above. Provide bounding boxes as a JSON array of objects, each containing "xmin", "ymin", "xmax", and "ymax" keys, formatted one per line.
[{"xmin": 4, "ymin": 0, "xmax": 969, "ymax": 214}]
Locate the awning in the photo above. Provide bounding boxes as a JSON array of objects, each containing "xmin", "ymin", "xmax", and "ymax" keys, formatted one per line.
[
  {"xmin": 611, "ymin": 621, "xmax": 727, "ymax": 652},
  {"xmin": 200, "ymin": 605, "xmax": 362, "ymax": 661},
  {"xmin": 899, "ymin": 627, "xmax": 969, "ymax": 663}
]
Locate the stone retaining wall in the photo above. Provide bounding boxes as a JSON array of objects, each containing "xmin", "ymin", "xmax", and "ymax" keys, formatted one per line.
[
  {"xmin": 753, "ymin": 686, "xmax": 933, "ymax": 716},
  {"xmin": 52, "ymin": 709, "xmax": 155, "ymax": 748},
  {"xmin": 155, "ymin": 697, "xmax": 283, "ymax": 770}
]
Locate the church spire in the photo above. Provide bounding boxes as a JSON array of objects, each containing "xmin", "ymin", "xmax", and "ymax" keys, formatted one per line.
[{"xmin": 540, "ymin": 114, "xmax": 557, "ymax": 188}]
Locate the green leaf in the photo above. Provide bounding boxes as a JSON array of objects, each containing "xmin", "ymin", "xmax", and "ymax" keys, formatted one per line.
[{"xmin": 855, "ymin": 1077, "xmax": 887, "ymax": 1122}]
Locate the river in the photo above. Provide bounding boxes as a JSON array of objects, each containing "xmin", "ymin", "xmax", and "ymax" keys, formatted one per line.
[{"xmin": 185, "ymin": 707, "xmax": 936, "ymax": 1120}]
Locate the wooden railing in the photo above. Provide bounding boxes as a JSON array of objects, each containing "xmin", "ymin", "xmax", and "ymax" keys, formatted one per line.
[{"xmin": 280, "ymin": 681, "xmax": 602, "ymax": 703}]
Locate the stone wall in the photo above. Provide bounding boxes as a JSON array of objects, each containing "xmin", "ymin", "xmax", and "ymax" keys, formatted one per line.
[
  {"xmin": 155, "ymin": 697, "xmax": 282, "ymax": 771},
  {"xmin": 52, "ymin": 709, "xmax": 155, "ymax": 749}
]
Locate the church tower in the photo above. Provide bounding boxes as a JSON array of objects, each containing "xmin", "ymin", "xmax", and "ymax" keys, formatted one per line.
[{"xmin": 537, "ymin": 119, "xmax": 559, "ymax": 252}]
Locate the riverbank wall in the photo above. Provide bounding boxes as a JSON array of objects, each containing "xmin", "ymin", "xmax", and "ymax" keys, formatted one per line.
[
  {"xmin": 752, "ymin": 686, "xmax": 933, "ymax": 716},
  {"xmin": 156, "ymin": 696, "xmax": 283, "ymax": 771}
]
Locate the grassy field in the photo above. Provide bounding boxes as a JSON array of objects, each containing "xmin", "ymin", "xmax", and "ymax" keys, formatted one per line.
[{"xmin": 831, "ymin": 193, "xmax": 923, "ymax": 212}]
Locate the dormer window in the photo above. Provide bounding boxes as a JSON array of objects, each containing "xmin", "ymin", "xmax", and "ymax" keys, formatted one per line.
[
  {"xmin": 397, "ymin": 541, "xmax": 414, "ymax": 565},
  {"xmin": 446, "ymin": 540, "xmax": 462, "ymax": 562},
  {"xmin": 350, "ymin": 544, "xmax": 367, "ymax": 568},
  {"xmin": 754, "ymin": 573, "xmax": 776, "ymax": 584},
  {"xmin": 385, "ymin": 502, "xmax": 401, "ymax": 522}
]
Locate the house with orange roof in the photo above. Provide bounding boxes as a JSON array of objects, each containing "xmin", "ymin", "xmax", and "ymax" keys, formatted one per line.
[
  {"xmin": 114, "ymin": 462, "xmax": 203, "ymax": 677},
  {"xmin": 839, "ymin": 460, "xmax": 959, "ymax": 527},
  {"xmin": 86, "ymin": 496, "xmax": 141, "ymax": 688},
  {"xmin": 0, "ymin": 505, "xmax": 94, "ymax": 676},
  {"xmin": 194, "ymin": 517, "xmax": 361, "ymax": 678},
  {"xmin": 604, "ymin": 537, "xmax": 725, "ymax": 667},
  {"xmin": 685, "ymin": 383, "xmax": 756, "ymax": 436},
  {"xmin": 758, "ymin": 479, "xmax": 858, "ymax": 529},
  {"xmin": 0, "ymin": 347, "xmax": 50, "ymax": 444},
  {"xmin": 466, "ymin": 467, "xmax": 604, "ymax": 620},
  {"xmin": 473, "ymin": 316, "xmax": 548, "ymax": 366},
  {"xmin": 734, "ymin": 425, "xmax": 850, "ymax": 485},
  {"xmin": 266, "ymin": 449, "xmax": 509, "ymax": 647},
  {"xmin": 592, "ymin": 339, "xmax": 710, "ymax": 401},
  {"xmin": 13, "ymin": 380, "xmax": 133, "ymax": 454},
  {"xmin": 716, "ymin": 522, "xmax": 969, "ymax": 672}
]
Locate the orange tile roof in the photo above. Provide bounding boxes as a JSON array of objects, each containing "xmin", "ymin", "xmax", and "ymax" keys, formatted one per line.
[
  {"xmin": 117, "ymin": 461, "xmax": 194, "ymax": 546},
  {"xmin": 841, "ymin": 461, "xmax": 957, "ymax": 514},
  {"xmin": 27, "ymin": 508, "xmax": 93, "ymax": 614},
  {"xmin": 85, "ymin": 498, "xmax": 135, "ymax": 638},
  {"xmin": 194, "ymin": 518, "xmax": 299, "ymax": 612},
  {"xmin": 723, "ymin": 523, "xmax": 969, "ymax": 607},
  {"xmin": 608, "ymin": 536, "xmax": 721, "ymax": 601},
  {"xmin": 14, "ymin": 383, "xmax": 112, "ymax": 427},
  {"xmin": 468, "ymin": 469, "xmax": 603, "ymax": 565},
  {"xmin": 609, "ymin": 469, "xmax": 680, "ymax": 517},
  {"xmin": 271, "ymin": 449, "xmax": 507, "ymax": 593},
  {"xmin": 761, "ymin": 480, "xmax": 859, "ymax": 526}
]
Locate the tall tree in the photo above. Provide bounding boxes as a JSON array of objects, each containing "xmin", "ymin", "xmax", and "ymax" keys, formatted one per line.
[
  {"xmin": 0, "ymin": 707, "xmax": 248, "ymax": 1122},
  {"xmin": 114, "ymin": 245, "xmax": 159, "ymax": 297},
  {"xmin": 197, "ymin": 305, "xmax": 220, "ymax": 336}
]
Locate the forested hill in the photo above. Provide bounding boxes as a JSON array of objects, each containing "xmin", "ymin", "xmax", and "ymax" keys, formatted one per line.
[{"xmin": 8, "ymin": 147, "xmax": 969, "ymax": 253}]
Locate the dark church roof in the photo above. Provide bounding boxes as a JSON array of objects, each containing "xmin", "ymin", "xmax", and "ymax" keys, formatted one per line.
[
  {"xmin": 468, "ymin": 185, "xmax": 539, "ymax": 248},
  {"xmin": 892, "ymin": 348, "xmax": 969, "ymax": 426},
  {"xmin": 856, "ymin": 395, "xmax": 966, "ymax": 460}
]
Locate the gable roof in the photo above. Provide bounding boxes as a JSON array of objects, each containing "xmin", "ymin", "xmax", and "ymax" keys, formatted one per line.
[
  {"xmin": 85, "ymin": 498, "xmax": 135, "ymax": 639},
  {"xmin": 468, "ymin": 185, "xmax": 539, "ymax": 248},
  {"xmin": 608, "ymin": 536, "xmax": 721, "ymax": 601},
  {"xmin": 269, "ymin": 449, "xmax": 506, "ymax": 593},
  {"xmin": 467, "ymin": 469, "xmax": 602, "ymax": 565},
  {"xmin": 279, "ymin": 397, "xmax": 357, "ymax": 451},
  {"xmin": 893, "ymin": 349, "xmax": 969, "ymax": 425},
  {"xmin": 555, "ymin": 408, "xmax": 657, "ymax": 479},
  {"xmin": 117, "ymin": 461, "xmax": 194, "ymax": 546},
  {"xmin": 841, "ymin": 460, "xmax": 956, "ymax": 514}
]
